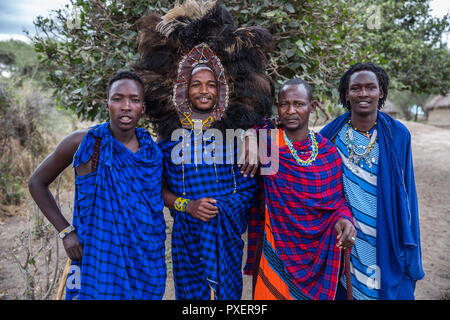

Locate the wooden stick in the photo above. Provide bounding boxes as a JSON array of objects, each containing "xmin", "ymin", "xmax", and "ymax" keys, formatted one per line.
[
  {"xmin": 344, "ymin": 249, "xmax": 353, "ymax": 300},
  {"xmin": 56, "ymin": 258, "xmax": 72, "ymax": 300},
  {"xmin": 210, "ymin": 287, "xmax": 215, "ymax": 300}
]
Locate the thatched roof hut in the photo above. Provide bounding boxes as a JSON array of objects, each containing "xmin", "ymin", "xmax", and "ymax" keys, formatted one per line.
[
  {"xmin": 382, "ymin": 100, "xmax": 399, "ymax": 118},
  {"xmin": 424, "ymin": 93, "xmax": 450, "ymax": 129}
]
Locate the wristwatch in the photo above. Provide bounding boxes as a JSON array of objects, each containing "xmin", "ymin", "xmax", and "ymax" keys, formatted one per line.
[{"xmin": 59, "ymin": 225, "xmax": 76, "ymax": 239}]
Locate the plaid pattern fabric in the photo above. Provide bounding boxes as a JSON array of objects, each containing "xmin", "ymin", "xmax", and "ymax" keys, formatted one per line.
[
  {"xmin": 250, "ymin": 121, "xmax": 353, "ymax": 300},
  {"xmin": 66, "ymin": 122, "xmax": 166, "ymax": 300},
  {"xmin": 159, "ymin": 133, "xmax": 259, "ymax": 300},
  {"xmin": 243, "ymin": 186, "xmax": 264, "ymax": 276}
]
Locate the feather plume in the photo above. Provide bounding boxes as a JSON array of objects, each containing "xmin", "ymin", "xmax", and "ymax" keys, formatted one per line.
[
  {"xmin": 134, "ymin": 0, "xmax": 274, "ymax": 138},
  {"xmin": 157, "ymin": 0, "xmax": 217, "ymax": 37}
]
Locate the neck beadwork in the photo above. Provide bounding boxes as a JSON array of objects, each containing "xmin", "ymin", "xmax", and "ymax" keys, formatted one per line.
[{"xmin": 283, "ymin": 130, "xmax": 319, "ymax": 166}]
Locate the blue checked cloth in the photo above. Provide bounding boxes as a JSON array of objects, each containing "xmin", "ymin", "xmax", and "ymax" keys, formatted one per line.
[
  {"xmin": 66, "ymin": 122, "xmax": 166, "ymax": 300},
  {"xmin": 159, "ymin": 131, "xmax": 259, "ymax": 299}
]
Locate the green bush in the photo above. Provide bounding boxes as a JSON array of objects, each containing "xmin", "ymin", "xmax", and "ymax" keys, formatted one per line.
[
  {"xmin": 0, "ymin": 74, "xmax": 79, "ymax": 205},
  {"xmin": 30, "ymin": 0, "xmax": 449, "ymax": 124}
]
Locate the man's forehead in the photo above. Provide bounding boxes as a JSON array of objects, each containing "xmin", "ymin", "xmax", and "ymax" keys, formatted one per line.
[
  {"xmin": 349, "ymin": 70, "xmax": 379, "ymax": 85},
  {"xmin": 190, "ymin": 68, "xmax": 216, "ymax": 81},
  {"xmin": 279, "ymin": 84, "xmax": 309, "ymax": 100},
  {"xmin": 110, "ymin": 79, "xmax": 143, "ymax": 94}
]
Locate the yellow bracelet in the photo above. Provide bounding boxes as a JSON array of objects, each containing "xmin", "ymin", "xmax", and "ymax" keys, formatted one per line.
[{"xmin": 174, "ymin": 197, "xmax": 190, "ymax": 212}]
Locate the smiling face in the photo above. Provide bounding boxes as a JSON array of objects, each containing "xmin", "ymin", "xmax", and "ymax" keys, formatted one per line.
[
  {"xmin": 106, "ymin": 78, "xmax": 144, "ymax": 133},
  {"xmin": 188, "ymin": 68, "xmax": 218, "ymax": 112},
  {"xmin": 346, "ymin": 70, "xmax": 383, "ymax": 117},
  {"xmin": 277, "ymin": 84, "xmax": 315, "ymax": 133}
]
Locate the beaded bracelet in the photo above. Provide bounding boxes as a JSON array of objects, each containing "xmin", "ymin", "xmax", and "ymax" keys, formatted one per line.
[
  {"xmin": 59, "ymin": 225, "xmax": 76, "ymax": 239},
  {"xmin": 174, "ymin": 197, "xmax": 191, "ymax": 212}
]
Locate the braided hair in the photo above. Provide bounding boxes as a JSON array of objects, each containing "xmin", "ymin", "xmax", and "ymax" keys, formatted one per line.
[{"xmin": 338, "ymin": 62, "xmax": 389, "ymax": 110}]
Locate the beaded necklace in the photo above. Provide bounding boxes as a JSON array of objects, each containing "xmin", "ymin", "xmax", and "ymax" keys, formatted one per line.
[
  {"xmin": 181, "ymin": 130, "xmax": 237, "ymax": 195},
  {"xmin": 345, "ymin": 119, "xmax": 378, "ymax": 170},
  {"xmin": 283, "ymin": 130, "xmax": 319, "ymax": 166}
]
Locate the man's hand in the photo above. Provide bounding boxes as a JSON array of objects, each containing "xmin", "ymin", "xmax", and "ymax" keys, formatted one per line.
[
  {"xmin": 186, "ymin": 197, "xmax": 218, "ymax": 222},
  {"xmin": 238, "ymin": 132, "xmax": 259, "ymax": 178},
  {"xmin": 63, "ymin": 232, "xmax": 83, "ymax": 261},
  {"xmin": 335, "ymin": 218, "xmax": 356, "ymax": 249}
]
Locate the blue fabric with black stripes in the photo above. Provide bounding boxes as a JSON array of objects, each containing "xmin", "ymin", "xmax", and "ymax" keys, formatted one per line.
[
  {"xmin": 66, "ymin": 122, "xmax": 166, "ymax": 300},
  {"xmin": 159, "ymin": 130, "xmax": 259, "ymax": 300}
]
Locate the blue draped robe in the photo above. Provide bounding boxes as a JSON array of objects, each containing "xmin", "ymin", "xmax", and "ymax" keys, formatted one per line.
[
  {"xmin": 66, "ymin": 122, "xmax": 166, "ymax": 300},
  {"xmin": 159, "ymin": 130, "xmax": 259, "ymax": 299},
  {"xmin": 320, "ymin": 111, "xmax": 425, "ymax": 299}
]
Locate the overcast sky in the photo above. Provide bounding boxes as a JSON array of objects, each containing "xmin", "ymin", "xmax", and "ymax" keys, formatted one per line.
[{"xmin": 0, "ymin": 0, "xmax": 449, "ymax": 43}]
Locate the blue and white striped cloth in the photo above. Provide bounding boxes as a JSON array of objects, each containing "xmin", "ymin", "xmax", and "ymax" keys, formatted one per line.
[{"xmin": 335, "ymin": 124, "xmax": 380, "ymax": 300}]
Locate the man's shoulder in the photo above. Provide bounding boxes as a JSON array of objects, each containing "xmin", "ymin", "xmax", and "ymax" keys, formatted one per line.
[
  {"xmin": 379, "ymin": 112, "xmax": 411, "ymax": 141},
  {"xmin": 59, "ymin": 130, "xmax": 88, "ymax": 151},
  {"xmin": 315, "ymin": 131, "xmax": 340, "ymax": 156},
  {"xmin": 320, "ymin": 112, "xmax": 350, "ymax": 139},
  {"xmin": 258, "ymin": 118, "xmax": 275, "ymax": 130},
  {"xmin": 315, "ymin": 131, "xmax": 336, "ymax": 145}
]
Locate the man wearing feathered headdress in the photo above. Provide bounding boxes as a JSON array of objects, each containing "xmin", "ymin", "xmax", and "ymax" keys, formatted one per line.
[{"xmin": 134, "ymin": 0, "xmax": 273, "ymax": 299}]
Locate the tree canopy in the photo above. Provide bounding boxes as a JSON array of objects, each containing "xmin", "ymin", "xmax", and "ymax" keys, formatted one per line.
[
  {"xmin": 30, "ymin": 0, "xmax": 450, "ymax": 123},
  {"xmin": 360, "ymin": 0, "xmax": 450, "ymax": 95}
]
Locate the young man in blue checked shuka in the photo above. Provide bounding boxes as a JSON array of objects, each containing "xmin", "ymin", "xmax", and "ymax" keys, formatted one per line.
[
  {"xmin": 28, "ymin": 70, "xmax": 167, "ymax": 300},
  {"xmin": 133, "ymin": 0, "xmax": 274, "ymax": 299}
]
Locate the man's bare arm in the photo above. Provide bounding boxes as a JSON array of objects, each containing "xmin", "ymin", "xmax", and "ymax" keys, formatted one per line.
[{"xmin": 28, "ymin": 130, "xmax": 86, "ymax": 260}]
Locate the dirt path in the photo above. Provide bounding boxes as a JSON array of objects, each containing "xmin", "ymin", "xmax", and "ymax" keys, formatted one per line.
[
  {"xmin": 0, "ymin": 121, "xmax": 448, "ymax": 300},
  {"xmin": 404, "ymin": 121, "xmax": 450, "ymax": 299}
]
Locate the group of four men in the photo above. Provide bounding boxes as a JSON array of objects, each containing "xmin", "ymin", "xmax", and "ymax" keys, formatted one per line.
[
  {"xmin": 27, "ymin": 0, "xmax": 423, "ymax": 302},
  {"xmin": 28, "ymin": 59, "xmax": 424, "ymax": 300}
]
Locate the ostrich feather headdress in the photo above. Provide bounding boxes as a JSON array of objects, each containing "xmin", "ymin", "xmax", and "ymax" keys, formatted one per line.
[{"xmin": 134, "ymin": 0, "xmax": 274, "ymax": 138}]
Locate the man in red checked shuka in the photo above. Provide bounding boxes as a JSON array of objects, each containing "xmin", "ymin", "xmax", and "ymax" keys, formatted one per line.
[{"xmin": 247, "ymin": 79, "xmax": 356, "ymax": 300}]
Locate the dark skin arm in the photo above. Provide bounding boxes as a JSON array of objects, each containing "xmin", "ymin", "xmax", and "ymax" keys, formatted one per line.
[
  {"xmin": 28, "ymin": 130, "xmax": 87, "ymax": 261},
  {"xmin": 328, "ymin": 138, "xmax": 355, "ymax": 249},
  {"xmin": 156, "ymin": 134, "xmax": 219, "ymax": 223},
  {"xmin": 162, "ymin": 178, "xmax": 218, "ymax": 222},
  {"xmin": 237, "ymin": 133, "xmax": 259, "ymax": 178}
]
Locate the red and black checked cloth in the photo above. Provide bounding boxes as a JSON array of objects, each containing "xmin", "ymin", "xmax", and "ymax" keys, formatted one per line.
[{"xmin": 247, "ymin": 127, "xmax": 353, "ymax": 299}]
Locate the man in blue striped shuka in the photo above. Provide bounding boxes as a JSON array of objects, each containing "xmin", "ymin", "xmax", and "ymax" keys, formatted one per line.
[
  {"xmin": 28, "ymin": 71, "xmax": 166, "ymax": 299},
  {"xmin": 334, "ymin": 119, "xmax": 379, "ymax": 300},
  {"xmin": 321, "ymin": 63, "xmax": 425, "ymax": 300}
]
